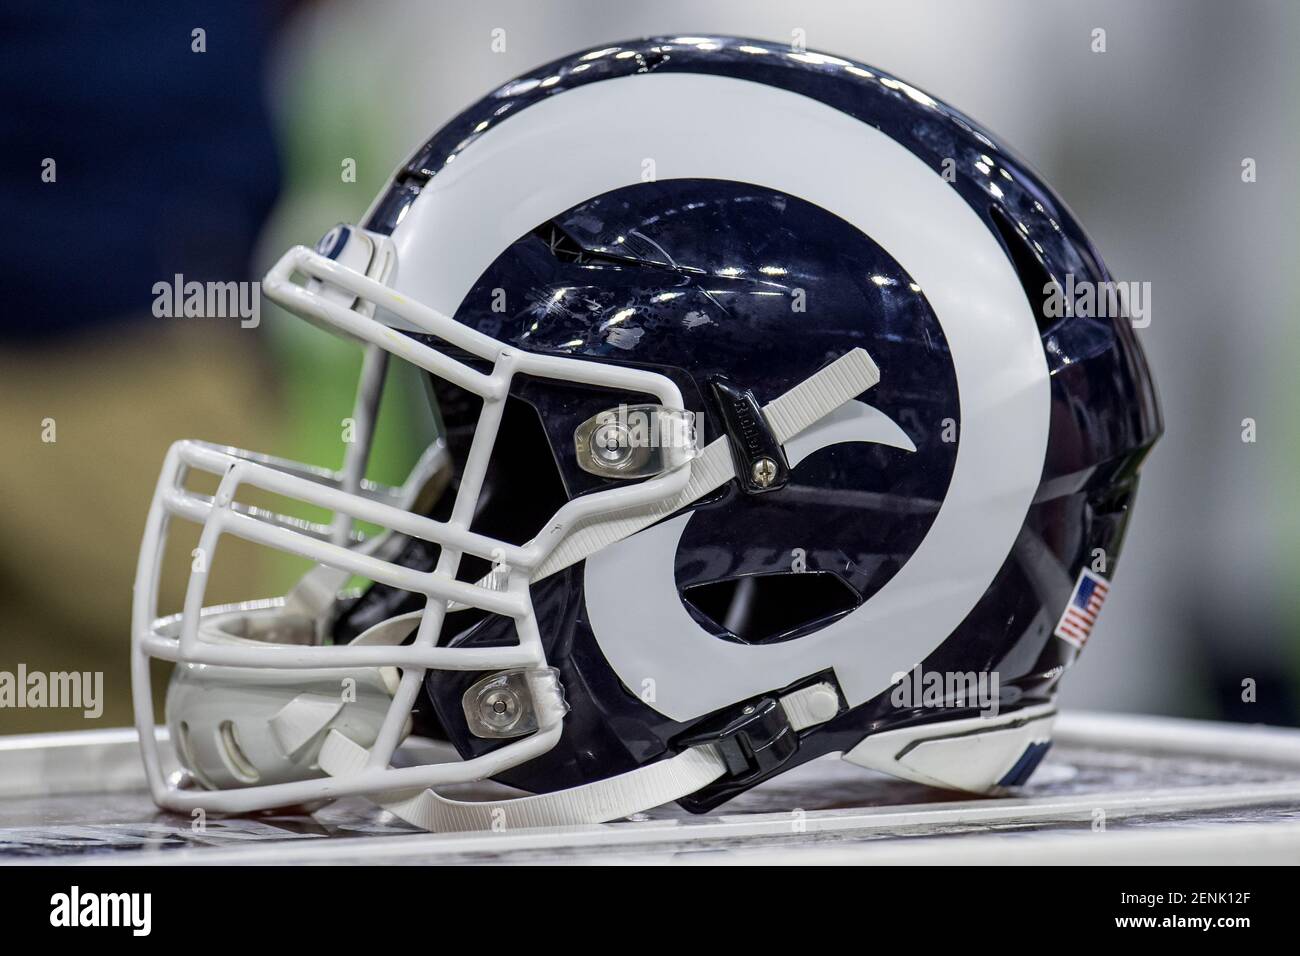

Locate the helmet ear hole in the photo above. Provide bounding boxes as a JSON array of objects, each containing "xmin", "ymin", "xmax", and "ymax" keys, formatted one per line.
[
  {"xmin": 684, "ymin": 572, "xmax": 861, "ymax": 645},
  {"xmin": 217, "ymin": 721, "xmax": 261, "ymax": 784}
]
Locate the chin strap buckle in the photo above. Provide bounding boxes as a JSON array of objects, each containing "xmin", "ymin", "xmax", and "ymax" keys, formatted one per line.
[
  {"xmin": 677, "ymin": 697, "xmax": 799, "ymax": 782},
  {"xmin": 674, "ymin": 681, "xmax": 841, "ymax": 812},
  {"xmin": 678, "ymin": 682, "xmax": 842, "ymax": 782}
]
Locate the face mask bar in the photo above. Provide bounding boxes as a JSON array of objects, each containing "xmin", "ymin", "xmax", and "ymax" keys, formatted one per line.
[{"xmin": 131, "ymin": 231, "xmax": 694, "ymax": 815}]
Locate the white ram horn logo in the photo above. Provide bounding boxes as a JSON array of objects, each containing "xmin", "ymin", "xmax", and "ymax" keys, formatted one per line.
[{"xmin": 381, "ymin": 66, "xmax": 1053, "ymax": 724}]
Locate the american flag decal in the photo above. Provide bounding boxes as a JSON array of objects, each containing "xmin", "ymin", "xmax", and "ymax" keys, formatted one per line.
[{"xmin": 1053, "ymin": 568, "xmax": 1110, "ymax": 648}]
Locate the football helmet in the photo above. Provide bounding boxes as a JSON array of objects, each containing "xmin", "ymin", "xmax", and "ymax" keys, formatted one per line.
[{"xmin": 132, "ymin": 36, "xmax": 1161, "ymax": 830}]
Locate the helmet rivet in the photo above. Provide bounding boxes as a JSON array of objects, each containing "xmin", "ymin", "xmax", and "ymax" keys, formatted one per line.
[{"xmin": 751, "ymin": 457, "xmax": 778, "ymax": 488}]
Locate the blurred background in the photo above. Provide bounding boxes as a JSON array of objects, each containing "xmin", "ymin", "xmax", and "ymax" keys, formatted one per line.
[{"xmin": 1, "ymin": 0, "xmax": 1296, "ymax": 731}]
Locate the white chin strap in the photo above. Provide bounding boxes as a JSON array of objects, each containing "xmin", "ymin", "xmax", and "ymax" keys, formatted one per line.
[{"xmin": 316, "ymin": 682, "xmax": 840, "ymax": 832}]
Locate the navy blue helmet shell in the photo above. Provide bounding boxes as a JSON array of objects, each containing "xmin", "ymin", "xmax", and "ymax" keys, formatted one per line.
[{"xmin": 339, "ymin": 36, "xmax": 1161, "ymax": 807}]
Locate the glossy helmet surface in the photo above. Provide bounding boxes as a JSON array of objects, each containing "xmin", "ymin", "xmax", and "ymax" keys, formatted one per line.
[{"xmin": 132, "ymin": 36, "xmax": 1160, "ymax": 828}]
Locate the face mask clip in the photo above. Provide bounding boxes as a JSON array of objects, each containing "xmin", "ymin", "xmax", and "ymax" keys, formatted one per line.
[
  {"xmin": 462, "ymin": 667, "xmax": 569, "ymax": 739},
  {"xmin": 573, "ymin": 404, "xmax": 700, "ymax": 479}
]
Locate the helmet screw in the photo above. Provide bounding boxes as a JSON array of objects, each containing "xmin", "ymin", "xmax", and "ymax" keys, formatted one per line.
[
  {"xmin": 591, "ymin": 422, "xmax": 633, "ymax": 468},
  {"xmin": 751, "ymin": 457, "xmax": 778, "ymax": 488},
  {"xmin": 480, "ymin": 688, "xmax": 521, "ymax": 731}
]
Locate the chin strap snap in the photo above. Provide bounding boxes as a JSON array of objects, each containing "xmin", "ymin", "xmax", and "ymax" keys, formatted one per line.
[{"xmin": 317, "ymin": 681, "xmax": 839, "ymax": 832}]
